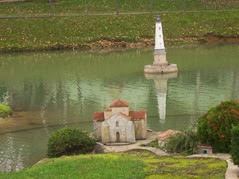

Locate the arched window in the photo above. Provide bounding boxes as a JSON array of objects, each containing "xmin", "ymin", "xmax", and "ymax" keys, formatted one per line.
[{"xmin": 116, "ymin": 121, "xmax": 119, "ymax": 127}]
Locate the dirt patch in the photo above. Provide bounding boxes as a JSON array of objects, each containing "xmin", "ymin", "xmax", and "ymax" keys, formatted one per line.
[
  {"xmin": 85, "ymin": 35, "xmax": 239, "ymax": 49},
  {"xmin": 201, "ymin": 34, "xmax": 239, "ymax": 44},
  {"xmin": 1, "ymin": 34, "xmax": 239, "ymax": 53},
  {"xmin": 81, "ymin": 35, "xmax": 239, "ymax": 50},
  {"xmin": 0, "ymin": 0, "xmax": 25, "ymax": 2}
]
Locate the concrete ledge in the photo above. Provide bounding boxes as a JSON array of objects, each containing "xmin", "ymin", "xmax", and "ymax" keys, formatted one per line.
[
  {"xmin": 144, "ymin": 64, "xmax": 178, "ymax": 74},
  {"xmin": 105, "ymin": 142, "xmax": 132, "ymax": 146}
]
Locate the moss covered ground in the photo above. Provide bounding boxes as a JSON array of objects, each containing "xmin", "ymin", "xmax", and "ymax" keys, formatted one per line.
[
  {"xmin": 0, "ymin": 150, "xmax": 227, "ymax": 178},
  {"xmin": 0, "ymin": 103, "xmax": 13, "ymax": 118}
]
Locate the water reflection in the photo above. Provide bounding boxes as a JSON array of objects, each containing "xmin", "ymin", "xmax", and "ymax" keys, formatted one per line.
[
  {"xmin": 0, "ymin": 44, "xmax": 239, "ymax": 172},
  {"xmin": 145, "ymin": 73, "xmax": 177, "ymax": 123}
]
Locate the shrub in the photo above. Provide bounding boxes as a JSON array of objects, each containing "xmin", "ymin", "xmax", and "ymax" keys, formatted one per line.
[
  {"xmin": 146, "ymin": 140, "xmax": 160, "ymax": 148},
  {"xmin": 0, "ymin": 103, "xmax": 13, "ymax": 118},
  {"xmin": 230, "ymin": 125, "xmax": 239, "ymax": 166},
  {"xmin": 165, "ymin": 129, "xmax": 198, "ymax": 155},
  {"xmin": 197, "ymin": 100, "xmax": 239, "ymax": 153},
  {"xmin": 47, "ymin": 128, "xmax": 96, "ymax": 158}
]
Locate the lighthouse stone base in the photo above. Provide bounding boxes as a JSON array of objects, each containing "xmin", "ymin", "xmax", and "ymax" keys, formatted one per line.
[
  {"xmin": 144, "ymin": 64, "xmax": 178, "ymax": 74},
  {"xmin": 144, "ymin": 50, "xmax": 178, "ymax": 74}
]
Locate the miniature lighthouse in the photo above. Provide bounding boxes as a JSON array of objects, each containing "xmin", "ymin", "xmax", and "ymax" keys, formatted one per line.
[{"xmin": 144, "ymin": 15, "xmax": 178, "ymax": 74}]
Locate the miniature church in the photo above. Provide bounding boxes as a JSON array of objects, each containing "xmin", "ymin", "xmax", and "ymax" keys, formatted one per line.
[
  {"xmin": 144, "ymin": 15, "xmax": 178, "ymax": 74},
  {"xmin": 93, "ymin": 99, "xmax": 147, "ymax": 144}
]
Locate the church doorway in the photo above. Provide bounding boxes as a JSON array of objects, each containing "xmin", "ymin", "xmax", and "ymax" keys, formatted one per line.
[{"xmin": 116, "ymin": 132, "xmax": 120, "ymax": 142}]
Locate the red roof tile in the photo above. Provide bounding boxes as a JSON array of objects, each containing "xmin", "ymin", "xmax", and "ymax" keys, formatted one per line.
[
  {"xmin": 130, "ymin": 111, "xmax": 146, "ymax": 119},
  {"xmin": 197, "ymin": 145, "xmax": 212, "ymax": 149},
  {"xmin": 157, "ymin": 130, "xmax": 179, "ymax": 141},
  {"xmin": 93, "ymin": 112, "xmax": 104, "ymax": 121},
  {"xmin": 109, "ymin": 99, "xmax": 129, "ymax": 108}
]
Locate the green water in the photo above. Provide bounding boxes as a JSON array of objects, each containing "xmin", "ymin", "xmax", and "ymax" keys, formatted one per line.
[{"xmin": 0, "ymin": 44, "xmax": 239, "ymax": 172}]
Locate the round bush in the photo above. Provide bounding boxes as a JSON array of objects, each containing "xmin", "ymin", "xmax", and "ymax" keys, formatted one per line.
[
  {"xmin": 197, "ymin": 100, "xmax": 239, "ymax": 153},
  {"xmin": 47, "ymin": 128, "xmax": 96, "ymax": 158}
]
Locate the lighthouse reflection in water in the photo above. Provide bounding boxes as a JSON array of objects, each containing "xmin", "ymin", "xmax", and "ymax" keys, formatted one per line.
[{"xmin": 145, "ymin": 73, "xmax": 177, "ymax": 123}]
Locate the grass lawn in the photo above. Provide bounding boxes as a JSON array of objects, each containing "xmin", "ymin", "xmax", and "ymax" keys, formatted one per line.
[
  {"xmin": 0, "ymin": 0, "xmax": 239, "ymax": 52},
  {"xmin": 1, "ymin": 11, "xmax": 239, "ymax": 52},
  {"xmin": 1, "ymin": 0, "xmax": 239, "ymax": 16},
  {"xmin": 0, "ymin": 103, "xmax": 13, "ymax": 118},
  {"xmin": 0, "ymin": 150, "xmax": 227, "ymax": 178}
]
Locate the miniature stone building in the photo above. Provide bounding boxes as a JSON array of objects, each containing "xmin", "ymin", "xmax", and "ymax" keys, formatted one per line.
[
  {"xmin": 93, "ymin": 99, "xmax": 147, "ymax": 144},
  {"xmin": 157, "ymin": 129, "xmax": 180, "ymax": 148},
  {"xmin": 197, "ymin": 145, "xmax": 213, "ymax": 155}
]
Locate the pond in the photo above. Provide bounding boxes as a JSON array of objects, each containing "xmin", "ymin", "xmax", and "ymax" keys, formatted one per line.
[{"xmin": 0, "ymin": 44, "xmax": 239, "ymax": 172}]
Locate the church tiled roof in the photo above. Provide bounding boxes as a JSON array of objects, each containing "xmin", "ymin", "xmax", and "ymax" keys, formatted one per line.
[
  {"xmin": 109, "ymin": 99, "xmax": 129, "ymax": 108},
  {"xmin": 93, "ymin": 110, "xmax": 146, "ymax": 121},
  {"xmin": 93, "ymin": 112, "xmax": 104, "ymax": 121},
  {"xmin": 93, "ymin": 100, "xmax": 146, "ymax": 121},
  {"xmin": 130, "ymin": 111, "xmax": 146, "ymax": 119}
]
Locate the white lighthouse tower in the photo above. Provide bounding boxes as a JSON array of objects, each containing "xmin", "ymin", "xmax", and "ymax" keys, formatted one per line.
[
  {"xmin": 155, "ymin": 16, "xmax": 165, "ymax": 50},
  {"xmin": 144, "ymin": 15, "xmax": 178, "ymax": 74}
]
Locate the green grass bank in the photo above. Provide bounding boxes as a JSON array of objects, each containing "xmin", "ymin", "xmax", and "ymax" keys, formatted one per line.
[
  {"xmin": 0, "ymin": 0, "xmax": 239, "ymax": 52},
  {"xmin": 1, "ymin": 11, "xmax": 239, "ymax": 52},
  {"xmin": 0, "ymin": 150, "xmax": 227, "ymax": 178}
]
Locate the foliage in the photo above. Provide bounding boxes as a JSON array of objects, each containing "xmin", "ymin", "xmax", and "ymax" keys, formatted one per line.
[
  {"xmin": 146, "ymin": 140, "xmax": 160, "ymax": 148},
  {"xmin": 0, "ymin": 91, "xmax": 10, "ymax": 105},
  {"xmin": 165, "ymin": 129, "xmax": 198, "ymax": 155},
  {"xmin": 0, "ymin": 103, "xmax": 13, "ymax": 118},
  {"xmin": 230, "ymin": 125, "xmax": 239, "ymax": 166},
  {"xmin": 0, "ymin": 151, "xmax": 227, "ymax": 178},
  {"xmin": 47, "ymin": 128, "xmax": 96, "ymax": 158},
  {"xmin": 197, "ymin": 100, "xmax": 239, "ymax": 153}
]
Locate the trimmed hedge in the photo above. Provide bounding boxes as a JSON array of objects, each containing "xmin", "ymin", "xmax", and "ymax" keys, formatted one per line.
[
  {"xmin": 47, "ymin": 128, "xmax": 96, "ymax": 158},
  {"xmin": 230, "ymin": 125, "xmax": 239, "ymax": 166},
  {"xmin": 197, "ymin": 100, "xmax": 239, "ymax": 153}
]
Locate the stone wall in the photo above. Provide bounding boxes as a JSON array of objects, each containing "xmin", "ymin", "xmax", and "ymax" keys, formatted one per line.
[
  {"xmin": 102, "ymin": 122, "xmax": 110, "ymax": 144},
  {"xmin": 93, "ymin": 121, "xmax": 102, "ymax": 141},
  {"xmin": 153, "ymin": 51, "xmax": 168, "ymax": 65},
  {"xmin": 101, "ymin": 114, "xmax": 135, "ymax": 144},
  {"xmin": 111, "ymin": 107, "xmax": 129, "ymax": 116},
  {"xmin": 133, "ymin": 119, "xmax": 147, "ymax": 140},
  {"xmin": 104, "ymin": 111, "xmax": 112, "ymax": 120}
]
